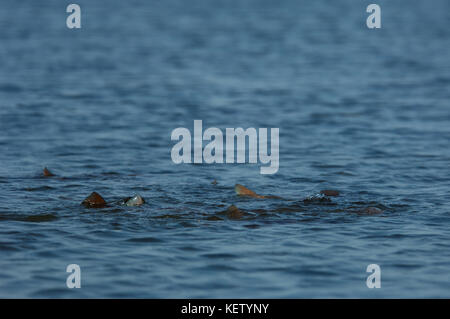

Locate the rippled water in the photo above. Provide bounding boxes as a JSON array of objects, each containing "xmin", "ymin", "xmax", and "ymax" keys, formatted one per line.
[{"xmin": 1, "ymin": 0, "xmax": 449, "ymax": 298}]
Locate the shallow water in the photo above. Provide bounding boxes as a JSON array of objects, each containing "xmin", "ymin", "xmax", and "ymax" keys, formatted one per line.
[{"xmin": 0, "ymin": 0, "xmax": 450, "ymax": 298}]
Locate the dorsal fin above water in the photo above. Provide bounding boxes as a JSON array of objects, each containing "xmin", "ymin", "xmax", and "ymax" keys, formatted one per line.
[
  {"xmin": 234, "ymin": 184, "xmax": 265, "ymax": 199},
  {"xmin": 43, "ymin": 167, "xmax": 54, "ymax": 177},
  {"xmin": 82, "ymin": 192, "xmax": 107, "ymax": 208}
]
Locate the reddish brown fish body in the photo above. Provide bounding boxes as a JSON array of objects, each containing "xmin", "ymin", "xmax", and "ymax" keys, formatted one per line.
[
  {"xmin": 234, "ymin": 184, "xmax": 265, "ymax": 199},
  {"xmin": 82, "ymin": 192, "xmax": 107, "ymax": 208},
  {"xmin": 43, "ymin": 167, "xmax": 54, "ymax": 177},
  {"xmin": 320, "ymin": 190, "xmax": 340, "ymax": 197},
  {"xmin": 360, "ymin": 207, "xmax": 383, "ymax": 214},
  {"xmin": 226, "ymin": 205, "xmax": 244, "ymax": 219}
]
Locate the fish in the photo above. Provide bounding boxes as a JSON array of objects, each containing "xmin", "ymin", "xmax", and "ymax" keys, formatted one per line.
[
  {"xmin": 234, "ymin": 184, "xmax": 265, "ymax": 199},
  {"xmin": 226, "ymin": 205, "xmax": 244, "ymax": 219},
  {"xmin": 122, "ymin": 194, "xmax": 145, "ymax": 207},
  {"xmin": 359, "ymin": 207, "xmax": 383, "ymax": 214},
  {"xmin": 320, "ymin": 189, "xmax": 340, "ymax": 197},
  {"xmin": 43, "ymin": 167, "xmax": 54, "ymax": 177},
  {"xmin": 82, "ymin": 192, "xmax": 107, "ymax": 208}
]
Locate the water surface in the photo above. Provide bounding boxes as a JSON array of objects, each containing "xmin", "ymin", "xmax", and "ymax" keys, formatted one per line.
[{"xmin": 0, "ymin": 0, "xmax": 449, "ymax": 298}]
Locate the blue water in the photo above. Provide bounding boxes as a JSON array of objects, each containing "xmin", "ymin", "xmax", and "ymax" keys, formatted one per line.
[{"xmin": 0, "ymin": 0, "xmax": 449, "ymax": 298}]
